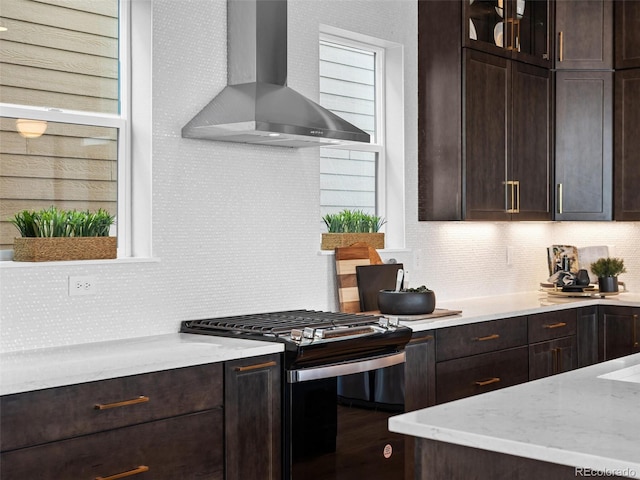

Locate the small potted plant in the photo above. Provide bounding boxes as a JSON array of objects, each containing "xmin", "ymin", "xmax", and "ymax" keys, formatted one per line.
[
  {"xmin": 321, "ymin": 209, "xmax": 386, "ymax": 250},
  {"xmin": 590, "ymin": 257, "xmax": 626, "ymax": 293},
  {"xmin": 9, "ymin": 206, "xmax": 116, "ymax": 262}
]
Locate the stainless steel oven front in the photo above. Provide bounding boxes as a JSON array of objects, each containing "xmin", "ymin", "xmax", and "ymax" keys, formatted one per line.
[{"xmin": 284, "ymin": 351, "xmax": 406, "ymax": 480}]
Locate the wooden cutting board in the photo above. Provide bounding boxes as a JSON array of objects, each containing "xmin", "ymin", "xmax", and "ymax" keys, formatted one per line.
[
  {"xmin": 356, "ymin": 263, "xmax": 404, "ymax": 312},
  {"xmin": 335, "ymin": 246, "xmax": 371, "ymax": 313}
]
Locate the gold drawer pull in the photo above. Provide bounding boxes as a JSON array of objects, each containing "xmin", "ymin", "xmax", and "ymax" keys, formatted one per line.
[
  {"xmin": 475, "ymin": 334, "xmax": 500, "ymax": 342},
  {"xmin": 543, "ymin": 322, "xmax": 567, "ymax": 329},
  {"xmin": 96, "ymin": 465, "xmax": 149, "ymax": 480},
  {"xmin": 234, "ymin": 360, "xmax": 277, "ymax": 372},
  {"xmin": 474, "ymin": 377, "xmax": 501, "ymax": 387},
  {"xmin": 94, "ymin": 396, "xmax": 149, "ymax": 410}
]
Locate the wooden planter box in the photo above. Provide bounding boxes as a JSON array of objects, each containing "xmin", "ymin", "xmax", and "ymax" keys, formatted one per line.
[
  {"xmin": 13, "ymin": 237, "xmax": 117, "ymax": 262},
  {"xmin": 321, "ymin": 232, "xmax": 384, "ymax": 251}
]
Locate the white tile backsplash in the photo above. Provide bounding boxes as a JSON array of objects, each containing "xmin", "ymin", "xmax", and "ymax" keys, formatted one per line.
[{"xmin": 1, "ymin": 0, "xmax": 638, "ymax": 353}]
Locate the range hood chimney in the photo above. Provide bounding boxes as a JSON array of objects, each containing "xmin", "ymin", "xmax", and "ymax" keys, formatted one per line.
[{"xmin": 182, "ymin": 0, "xmax": 371, "ymax": 148}]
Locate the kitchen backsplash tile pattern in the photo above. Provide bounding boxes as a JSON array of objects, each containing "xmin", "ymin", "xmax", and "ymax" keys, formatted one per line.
[{"xmin": 1, "ymin": 0, "xmax": 638, "ymax": 352}]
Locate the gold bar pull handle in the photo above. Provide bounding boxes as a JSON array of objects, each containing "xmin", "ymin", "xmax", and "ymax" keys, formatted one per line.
[
  {"xmin": 474, "ymin": 334, "xmax": 500, "ymax": 342},
  {"xmin": 543, "ymin": 322, "xmax": 567, "ymax": 329},
  {"xmin": 234, "ymin": 360, "xmax": 277, "ymax": 372},
  {"xmin": 96, "ymin": 465, "xmax": 149, "ymax": 480},
  {"xmin": 506, "ymin": 181, "xmax": 516, "ymax": 213},
  {"xmin": 94, "ymin": 396, "xmax": 149, "ymax": 411},
  {"xmin": 557, "ymin": 183, "xmax": 563, "ymax": 214},
  {"xmin": 514, "ymin": 180, "xmax": 520, "ymax": 213},
  {"xmin": 474, "ymin": 377, "xmax": 501, "ymax": 387},
  {"xmin": 558, "ymin": 31, "xmax": 564, "ymax": 62}
]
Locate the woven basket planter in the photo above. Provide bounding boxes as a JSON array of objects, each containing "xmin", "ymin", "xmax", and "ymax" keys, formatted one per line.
[
  {"xmin": 321, "ymin": 232, "xmax": 384, "ymax": 251},
  {"xmin": 13, "ymin": 237, "xmax": 117, "ymax": 262}
]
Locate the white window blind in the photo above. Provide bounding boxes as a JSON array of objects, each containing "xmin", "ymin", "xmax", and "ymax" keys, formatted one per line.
[{"xmin": 319, "ymin": 40, "xmax": 380, "ymax": 218}]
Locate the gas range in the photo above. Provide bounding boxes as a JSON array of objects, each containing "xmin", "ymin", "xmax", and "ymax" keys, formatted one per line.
[{"xmin": 180, "ymin": 310, "xmax": 412, "ymax": 368}]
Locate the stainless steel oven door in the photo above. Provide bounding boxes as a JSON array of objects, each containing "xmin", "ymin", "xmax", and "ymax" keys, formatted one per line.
[{"xmin": 285, "ymin": 352, "xmax": 406, "ymax": 480}]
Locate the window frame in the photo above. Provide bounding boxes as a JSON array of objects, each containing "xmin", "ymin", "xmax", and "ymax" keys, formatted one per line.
[
  {"xmin": 319, "ymin": 26, "xmax": 405, "ymax": 248},
  {"xmin": 0, "ymin": 0, "xmax": 152, "ymax": 261}
]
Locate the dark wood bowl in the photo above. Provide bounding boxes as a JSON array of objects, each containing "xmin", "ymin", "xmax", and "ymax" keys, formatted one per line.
[{"xmin": 377, "ymin": 289, "xmax": 436, "ymax": 315}]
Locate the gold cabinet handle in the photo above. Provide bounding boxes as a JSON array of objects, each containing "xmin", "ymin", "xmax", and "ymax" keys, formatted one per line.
[
  {"xmin": 557, "ymin": 183, "xmax": 563, "ymax": 214},
  {"xmin": 474, "ymin": 334, "xmax": 500, "ymax": 342},
  {"xmin": 94, "ymin": 396, "xmax": 149, "ymax": 410},
  {"xmin": 506, "ymin": 180, "xmax": 516, "ymax": 213},
  {"xmin": 474, "ymin": 377, "xmax": 501, "ymax": 387},
  {"xmin": 543, "ymin": 322, "xmax": 567, "ymax": 329},
  {"xmin": 513, "ymin": 180, "xmax": 520, "ymax": 213},
  {"xmin": 234, "ymin": 360, "xmax": 277, "ymax": 372},
  {"xmin": 96, "ymin": 465, "xmax": 149, "ymax": 480},
  {"xmin": 558, "ymin": 31, "xmax": 564, "ymax": 62}
]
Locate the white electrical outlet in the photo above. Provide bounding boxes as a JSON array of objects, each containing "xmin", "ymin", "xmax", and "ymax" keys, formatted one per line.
[{"xmin": 68, "ymin": 276, "xmax": 97, "ymax": 296}]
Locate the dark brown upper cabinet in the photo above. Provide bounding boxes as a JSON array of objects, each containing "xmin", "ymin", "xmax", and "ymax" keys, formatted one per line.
[
  {"xmin": 615, "ymin": 0, "xmax": 640, "ymax": 69},
  {"xmin": 614, "ymin": 68, "xmax": 640, "ymax": 220},
  {"xmin": 418, "ymin": 1, "xmax": 551, "ymax": 221},
  {"xmin": 555, "ymin": 0, "xmax": 613, "ymax": 70},
  {"xmin": 466, "ymin": 0, "xmax": 552, "ymax": 68},
  {"xmin": 465, "ymin": 50, "xmax": 551, "ymax": 220},
  {"xmin": 554, "ymin": 70, "xmax": 613, "ymax": 221}
]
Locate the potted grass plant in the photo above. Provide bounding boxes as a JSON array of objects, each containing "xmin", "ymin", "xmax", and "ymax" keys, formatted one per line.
[
  {"xmin": 590, "ymin": 257, "xmax": 626, "ymax": 293},
  {"xmin": 9, "ymin": 206, "xmax": 116, "ymax": 261},
  {"xmin": 321, "ymin": 209, "xmax": 386, "ymax": 250}
]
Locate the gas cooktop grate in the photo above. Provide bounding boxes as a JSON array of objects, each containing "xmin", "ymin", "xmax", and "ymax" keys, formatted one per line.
[{"xmin": 184, "ymin": 310, "xmax": 381, "ymax": 336}]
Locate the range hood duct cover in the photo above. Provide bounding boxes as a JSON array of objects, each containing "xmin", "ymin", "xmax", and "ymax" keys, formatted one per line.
[{"xmin": 182, "ymin": 0, "xmax": 370, "ymax": 148}]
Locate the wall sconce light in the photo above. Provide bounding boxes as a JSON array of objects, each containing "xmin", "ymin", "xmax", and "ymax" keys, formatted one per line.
[{"xmin": 16, "ymin": 119, "xmax": 48, "ymax": 139}]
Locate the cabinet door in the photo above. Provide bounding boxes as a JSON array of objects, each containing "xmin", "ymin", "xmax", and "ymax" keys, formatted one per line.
[
  {"xmin": 615, "ymin": 0, "xmax": 640, "ymax": 69},
  {"xmin": 225, "ymin": 354, "xmax": 281, "ymax": 480},
  {"xmin": 510, "ymin": 61, "xmax": 551, "ymax": 220},
  {"xmin": 555, "ymin": 70, "xmax": 613, "ymax": 221},
  {"xmin": 529, "ymin": 336, "xmax": 577, "ymax": 381},
  {"xmin": 599, "ymin": 306, "xmax": 640, "ymax": 361},
  {"xmin": 614, "ymin": 68, "xmax": 640, "ymax": 220},
  {"xmin": 510, "ymin": 0, "xmax": 552, "ymax": 68},
  {"xmin": 555, "ymin": 0, "xmax": 613, "ymax": 70},
  {"xmin": 577, "ymin": 306, "xmax": 599, "ymax": 368},
  {"xmin": 464, "ymin": 50, "xmax": 510, "ymax": 220}
]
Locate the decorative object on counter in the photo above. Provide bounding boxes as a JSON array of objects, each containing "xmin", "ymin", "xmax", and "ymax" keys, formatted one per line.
[
  {"xmin": 377, "ymin": 285, "xmax": 436, "ymax": 316},
  {"xmin": 356, "ymin": 263, "xmax": 404, "ymax": 312},
  {"xmin": 590, "ymin": 257, "xmax": 626, "ymax": 293},
  {"xmin": 9, "ymin": 206, "xmax": 116, "ymax": 262},
  {"xmin": 321, "ymin": 209, "xmax": 385, "ymax": 250},
  {"xmin": 547, "ymin": 245, "xmax": 579, "ymax": 275},
  {"xmin": 575, "ymin": 269, "xmax": 591, "ymax": 286},
  {"xmin": 577, "ymin": 245, "xmax": 609, "ymax": 283}
]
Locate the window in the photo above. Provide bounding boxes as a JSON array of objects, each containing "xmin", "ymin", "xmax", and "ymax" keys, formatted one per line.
[
  {"xmin": 0, "ymin": 0, "xmax": 129, "ymax": 257},
  {"xmin": 319, "ymin": 37, "xmax": 384, "ymax": 219}
]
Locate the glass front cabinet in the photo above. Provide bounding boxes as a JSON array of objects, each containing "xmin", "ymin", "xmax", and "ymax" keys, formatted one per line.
[{"xmin": 466, "ymin": 0, "xmax": 551, "ymax": 68}]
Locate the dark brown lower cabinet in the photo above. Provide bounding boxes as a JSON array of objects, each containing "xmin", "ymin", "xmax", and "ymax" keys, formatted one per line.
[
  {"xmin": 599, "ymin": 306, "xmax": 640, "ymax": 361},
  {"xmin": 225, "ymin": 354, "xmax": 281, "ymax": 480},
  {"xmin": 529, "ymin": 337, "xmax": 577, "ymax": 381},
  {"xmin": 436, "ymin": 346, "xmax": 529, "ymax": 404},
  {"xmin": 577, "ymin": 306, "xmax": 599, "ymax": 367},
  {"xmin": 1, "ymin": 410, "xmax": 223, "ymax": 480}
]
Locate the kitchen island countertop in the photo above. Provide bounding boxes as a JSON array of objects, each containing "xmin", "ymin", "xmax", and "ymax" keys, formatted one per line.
[
  {"xmin": 389, "ymin": 352, "xmax": 640, "ymax": 476},
  {"xmin": 0, "ymin": 333, "xmax": 283, "ymax": 396}
]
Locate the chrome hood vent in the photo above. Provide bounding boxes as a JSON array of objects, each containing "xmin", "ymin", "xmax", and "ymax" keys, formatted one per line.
[{"xmin": 182, "ymin": 0, "xmax": 370, "ymax": 148}]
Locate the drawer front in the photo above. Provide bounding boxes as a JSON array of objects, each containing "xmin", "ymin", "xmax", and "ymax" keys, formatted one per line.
[
  {"xmin": 1, "ymin": 409, "xmax": 223, "ymax": 480},
  {"xmin": 528, "ymin": 310, "xmax": 577, "ymax": 343},
  {"xmin": 436, "ymin": 317, "xmax": 528, "ymax": 362},
  {"xmin": 1, "ymin": 363, "xmax": 222, "ymax": 451},
  {"xmin": 436, "ymin": 347, "xmax": 529, "ymax": 404}
]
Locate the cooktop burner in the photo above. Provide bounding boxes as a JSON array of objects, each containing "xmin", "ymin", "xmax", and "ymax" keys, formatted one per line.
[{"xmin": 180, "ymin": 310, "xmax": 412, "ymax": 368}]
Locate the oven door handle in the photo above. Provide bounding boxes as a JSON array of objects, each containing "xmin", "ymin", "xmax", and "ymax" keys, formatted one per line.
[{"xmin": 287, "ymin": 351, "xmax": 405, "ymax": 383}]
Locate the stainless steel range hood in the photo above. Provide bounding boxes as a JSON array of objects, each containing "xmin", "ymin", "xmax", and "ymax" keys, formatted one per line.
[{"xmin": 182, "ymin": 0, "xmax": 370, "ymax": 148}]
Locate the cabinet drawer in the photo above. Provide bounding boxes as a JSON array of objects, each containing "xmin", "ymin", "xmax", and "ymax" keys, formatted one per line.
[
  {"xmin": 436, "ymin": 317, "xmax": 528, "ymax": 362},
  {"xmin": 436, "ymin": 347, "xmax": 529, "ymax": 404},
  {"xmin": 1, "ymin": 363, "xmax": 222, "ymax": 451},
  {"xmin": 0, "ymin": 409, "xmax": 223, "ymax": 480},
  {"xmin": 528, "ymin": 310, "xmax": 577, "ymax": 343}
]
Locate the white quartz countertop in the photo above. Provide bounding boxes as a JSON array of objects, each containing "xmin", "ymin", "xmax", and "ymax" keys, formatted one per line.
[
  {"xmin": 389, "ymin": 352, "xmax": 640, "ymax": 475},
  {"xmin": 0, "ymin": 333, "xmax": 283, "ymax": 396},
  {"xmin": 401, "ymin": 291, "xmax": 640, "ymax": 332}
]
